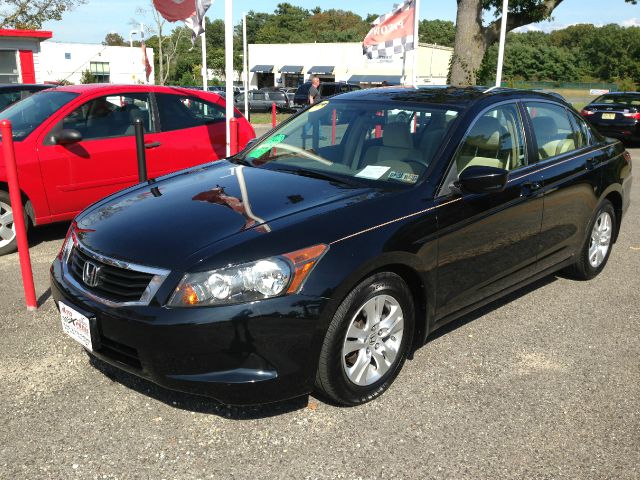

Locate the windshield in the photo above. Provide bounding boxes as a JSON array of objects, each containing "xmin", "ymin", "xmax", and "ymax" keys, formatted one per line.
[
  {"xmin": 0, "ymin": 91, "xmax": 78, "ymax": 141},
  {"xmin": 238, "ymin": 100, "xmax": 459, "ymax": 186},
  {"xmin": 593, "ymin": 94, "xmax": 640, "ymax": 107}
]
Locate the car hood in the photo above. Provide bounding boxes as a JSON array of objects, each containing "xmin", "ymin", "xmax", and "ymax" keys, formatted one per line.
[{"xmin": 75, "ymin": 160, "xmax": 369, "ymax": 269}]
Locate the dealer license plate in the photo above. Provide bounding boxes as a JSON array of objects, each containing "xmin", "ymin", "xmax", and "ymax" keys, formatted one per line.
[
  {"xmin": 602, "ymin": 113, "xmax": 616, "ymax": 120},
  {"xmin": 59, "ymin": 302, "xmax": 93, "ymax": 351}
]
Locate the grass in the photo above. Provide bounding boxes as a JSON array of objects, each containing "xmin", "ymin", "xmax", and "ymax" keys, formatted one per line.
[{"xmin": 247, "ymin": 112, "xmax": 293, "ymax": 125}]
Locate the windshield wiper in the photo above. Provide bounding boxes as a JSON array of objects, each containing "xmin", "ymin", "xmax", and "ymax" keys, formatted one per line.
[{"xmin": 273, "ymin": 166, "xmax": 360, "ymax": 187}]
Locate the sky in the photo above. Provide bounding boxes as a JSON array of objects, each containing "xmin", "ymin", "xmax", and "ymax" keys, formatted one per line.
[{"xmin": 41, "ymin": 0, "xmax": 639, "ymax": 44}]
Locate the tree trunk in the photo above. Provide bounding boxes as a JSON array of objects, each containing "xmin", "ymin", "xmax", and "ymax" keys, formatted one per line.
[{"xmin": 450, "ymin": 0, "xmax": 488, "ymax": 86}]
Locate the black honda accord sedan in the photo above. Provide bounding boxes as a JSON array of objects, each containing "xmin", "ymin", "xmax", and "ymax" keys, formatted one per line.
[{"xmin": 51, "ymin": 87, "xmax": 632, "ymax": 406}]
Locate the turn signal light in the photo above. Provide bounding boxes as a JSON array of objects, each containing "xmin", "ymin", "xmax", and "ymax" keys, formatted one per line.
[{"xmin": 283, "ymin": 244, "xmax": 329, "ymax": 293}]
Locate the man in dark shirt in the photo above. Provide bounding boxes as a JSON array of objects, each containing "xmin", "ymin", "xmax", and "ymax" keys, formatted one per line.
[{"xmin": 308, "ymin": 76, "xmax": 321, "ymax": 105}]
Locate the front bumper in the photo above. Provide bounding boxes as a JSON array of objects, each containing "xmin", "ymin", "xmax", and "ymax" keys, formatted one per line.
[{"xmin": 51, "ymin": 258, "xmax": 329, "ymax": 405}]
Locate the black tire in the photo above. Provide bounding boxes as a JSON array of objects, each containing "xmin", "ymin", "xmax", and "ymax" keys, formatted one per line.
[
  {"xmin": 564, "ymin": 199, "xmax": 616, "ymax": 280},
  {"xmin": 0, "ymin": 190, "xmax": 26, "ymax": 256},
  {"xmin": 315, "ymin": 272, "xmax": 415, "ymax": 406}
]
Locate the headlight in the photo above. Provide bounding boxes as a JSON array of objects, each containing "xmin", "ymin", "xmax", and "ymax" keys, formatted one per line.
[
  {"xmin": 168, "ymin": 244, "xmax": 328, "ymax": 307},
  {"xmin": 58, "ymin": 225, "xmax": 76, "ymax": 264}
]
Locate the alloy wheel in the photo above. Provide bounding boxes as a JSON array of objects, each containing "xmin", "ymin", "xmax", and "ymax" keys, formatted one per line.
[
  {"xmin": 342, "ymin": 294, "xmax": 404, "ymax": 386},
  {"xmin": 588, "ymin": 211, "xmax": 612, "ymax": 268},
  {"xmin": 0, "ymin": 201, "xmax": 15, "ymax": 249}
]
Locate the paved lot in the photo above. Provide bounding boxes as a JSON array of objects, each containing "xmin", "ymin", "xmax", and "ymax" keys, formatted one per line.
[{"xmin": 1, "ymin": 150, "xmax": 638, "ymax": 480}]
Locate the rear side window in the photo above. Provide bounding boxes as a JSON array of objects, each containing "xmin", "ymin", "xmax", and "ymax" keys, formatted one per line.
[
  {"xmin": 155, "ymin": 93, "xmax": 225, "ymax": 132},
  {"xmin": 320, "ymin": 84, "xmax": 338, "ymax": 97},
  {"xmin": 454, "ymin": 103, "xmax": 527, "ymax": 174},
  {"xmin": 62, "ymin": 93, "xmax": 152, "ymax": 140},
  {"xmin": 525, "ymin": 102, "xmax": 577, "ymax": 160}
]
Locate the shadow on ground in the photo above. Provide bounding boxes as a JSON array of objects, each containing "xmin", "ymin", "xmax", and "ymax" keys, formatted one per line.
[{"xmin": 84, "ymin": 275, "xmax": 560, "ymax": 418}]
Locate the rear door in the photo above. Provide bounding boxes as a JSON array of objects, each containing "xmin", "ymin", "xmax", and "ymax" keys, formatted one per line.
[
  {"xmin": 152, "ymin": 92, "xmax": 227, "ymax": 174},
  {"xmin": 38, "ymin": 92, "xmax": 154, "ymax": 216},
  {"xmin": 435, "ymin": 102, "xmax": 545, "ymax": 319},
  {"xmin": 524, "ymin": 101, "xmax": 608, "ymax": 272}
]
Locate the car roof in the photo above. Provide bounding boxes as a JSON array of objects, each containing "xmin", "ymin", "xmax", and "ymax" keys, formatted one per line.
[
  {"xmin": 0, "ymin": 83, "xmax": 52, "ymax": 91},
  {"xmin": 43, "ymin": 84, "xmax": 222, "ymax": 97},
  {"xmin": 333, "ymin": 86, "xmax": 570, "ymax": 110}
]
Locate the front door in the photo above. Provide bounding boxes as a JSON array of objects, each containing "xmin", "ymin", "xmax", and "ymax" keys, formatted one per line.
[
  {"xmin": 435, "ymin": 102, "xmax": 544, "ymax": 320},
  {"xmin": 38, "ymin": 92, "xmax": 155, "ymax": 217}
]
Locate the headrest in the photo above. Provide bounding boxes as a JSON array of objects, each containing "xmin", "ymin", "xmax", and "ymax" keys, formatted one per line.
[
  {"xmin": 383, "ymin": 122, "xmax": 413, "ymax": 148},
  {"xmin": 466, "ymin": 116, "xmax": 501, "ymax": 150},
  {"xmin": 129, "ymin": 108, "xmax": 148, "ymax": 124},
  {"xmin": 531, "ymin": 116, "xmax": 558, "ymax": 141}
]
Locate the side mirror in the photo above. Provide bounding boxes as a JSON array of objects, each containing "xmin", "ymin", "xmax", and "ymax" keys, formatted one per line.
[
  {"xmin": 457, "ymin": 165, "xmax": 509, "ymax": 194},
  {"xmin": 53, "ymin": 129, "xmax": 82, "ymax": 145}
]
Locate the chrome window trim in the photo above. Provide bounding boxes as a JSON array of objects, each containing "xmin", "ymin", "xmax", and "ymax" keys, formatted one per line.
[{"xmin": 62, "ymin": 241, "xmax": 171, "ymax": 308}]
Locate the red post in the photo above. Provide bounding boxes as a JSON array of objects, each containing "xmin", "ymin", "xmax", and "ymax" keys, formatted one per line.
[
  {"xmin": 229, "ymin": 117, "xmax": 239, "ymax": 156},
  {"xmin": 272, "ymin": 102, "xmax": 277, "ymax": 128},
  {"xmin": 331, "ymin": 109, "xmax": 337, "ymax": 145},
  {"xmin": 0, "ymin": 120, "xmax": 37, "ymax": 310}
]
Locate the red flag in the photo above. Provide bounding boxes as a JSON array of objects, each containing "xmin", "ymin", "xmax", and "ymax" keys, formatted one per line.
[
  {"xmin": 152, "ymin": 0, "xmax": 213, "ymax": 44},
  {"xmin": 141, "ymin": 41, "xmax": 152, "ymax": 82},
  {"xmin": 363, "ymin": 0, "xmax": 416, "ymax": 59}
]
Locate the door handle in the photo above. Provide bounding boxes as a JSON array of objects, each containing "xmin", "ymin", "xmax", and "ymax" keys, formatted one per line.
[
  {"xmin": 521, "ymin": 181, "xmax": 542, "ymax": 197},
  {"xmin": 586, "ymin": 158, "xmax": 600, "ymax": 170},
  {"xmin": 144, "ymin": 141, "xmax": 161, "ymax": 149}
]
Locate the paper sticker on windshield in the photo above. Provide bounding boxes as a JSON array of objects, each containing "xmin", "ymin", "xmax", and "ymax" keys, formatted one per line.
[
  {"xmin": 389, "ymin": 171, "xmax": 419, "ymax": 184},
  {"xmin": 308, "ymin": 101, "xmax": 329, "ymax": 113},
  {"xmin": 356, "ymin": 166, "xmax": 390, "ymax": 180},
  {"xmin": 247, "ymin": 133, "xmax": 287, "ymax": 159}
]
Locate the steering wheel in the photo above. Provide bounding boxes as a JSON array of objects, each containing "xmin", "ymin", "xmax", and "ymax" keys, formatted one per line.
[{"xmin": 404, "ymin": 158, "xmax": 430, "ymax": 172}]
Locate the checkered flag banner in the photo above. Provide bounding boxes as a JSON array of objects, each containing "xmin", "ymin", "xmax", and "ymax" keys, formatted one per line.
[{"xmin": 363, "ymin": 0, "xmax": 416, "ymax": 60}]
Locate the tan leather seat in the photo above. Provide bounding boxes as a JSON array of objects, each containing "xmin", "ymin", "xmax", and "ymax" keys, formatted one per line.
[
  {"xmin": 362, "ymin": 122, "xmax": 421, "ymax": 175},
  {"xmin": 531, "ymin": 116, "xmax": 575, "ymax": 159},
  {"xmin": 457, "ymin": 116, "xmax": 507, "ymax": 173}
]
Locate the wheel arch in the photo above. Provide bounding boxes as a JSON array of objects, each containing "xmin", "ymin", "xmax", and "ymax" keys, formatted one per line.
[
  {"xmin": 600, "ymin": 187, "xmax": 623, "ymax": 243},
  {"xmin": 320, "ymin": 251, "xmax": 435, "ymax": 355},
  {"xmin": 0, "ymin": 181, "xmax": 36, "ymax": 226}
]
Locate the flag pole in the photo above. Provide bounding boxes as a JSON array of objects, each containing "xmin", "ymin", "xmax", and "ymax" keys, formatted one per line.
[
  {"xmin": 224, "ymin": 0, "xmax": 233, "ymax": 157},
  {"xmin": 412, "ymin": 0, "xmax": 420, "ymax": 86},
  {"xmin": 495, "ymin": 0, "xmax": 509, "ymax": 87},
  {"xmin": 201, "ymin": 19, "xmax": 208, "ymax": 90},
  {"xmin": 243, "ymin": 12, "xmax": 249, "ymax": 119}
]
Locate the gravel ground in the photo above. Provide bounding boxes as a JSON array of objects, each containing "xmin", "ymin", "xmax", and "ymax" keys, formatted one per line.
[{"xmin": 1, "ymin": 150, "xmax": 638, "ymax": 480}]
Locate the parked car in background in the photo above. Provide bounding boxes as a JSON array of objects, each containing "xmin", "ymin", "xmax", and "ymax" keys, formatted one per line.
[
  {"xmin": 51, "ymin": 87, "xmax": 631, "ymax": 406},
  {"xmin": 293, "ymin": 81, "xmax": 361, "ymax": 108},
  {"xmin": 581, "ymin": 92, "xmax": 640, "ymax": 144},
  {"xmin": 0, "ymin": 84, "xmax": 255, "ymax": 255},
  {"xmin": 0, "ymin": 84, "xmax": 53, "ymax": 111},
  {"xmin": 235, "ymin": 89, "xmax": 292, "ymax": 112}
]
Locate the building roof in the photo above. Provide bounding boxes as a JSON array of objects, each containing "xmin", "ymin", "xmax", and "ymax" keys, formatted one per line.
[{"xmin": 0, "ymin": 29, "xmax": 53, "ymax": 40}]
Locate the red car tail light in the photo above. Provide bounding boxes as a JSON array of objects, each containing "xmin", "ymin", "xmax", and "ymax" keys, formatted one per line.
[
  {"xmin": 581, "ymin": 109, "xmax": 595, "ymax": 116},
  {"xmin": 623, "ymin": 112, "xmax": 640, "ymax": 120}
]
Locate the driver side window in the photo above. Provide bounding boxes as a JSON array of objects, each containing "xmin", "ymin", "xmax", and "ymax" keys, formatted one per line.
[{"xmin": 454, "ymin": 103, "xmax": 527, "ymax": 175}]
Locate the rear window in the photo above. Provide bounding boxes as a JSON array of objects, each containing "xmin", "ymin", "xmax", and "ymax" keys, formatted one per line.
[
  {"xmin": 593, "ymin": 94, "xmax": 640, "ymax": 106},
  {"xmin": 295, "ymin": 84, "xmax": 311, "ymax": 96},
  {"xmin": 269, "ymin": 92, "xmax": 286, "ymax": 101}
]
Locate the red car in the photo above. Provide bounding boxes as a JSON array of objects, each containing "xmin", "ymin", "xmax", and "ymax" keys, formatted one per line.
[{"xmin": 0, "ymin": 84, "xmax": 255, "ymax": 255}]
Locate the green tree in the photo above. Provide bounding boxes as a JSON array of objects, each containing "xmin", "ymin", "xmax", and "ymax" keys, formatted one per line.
[
  {"xmin": 255, "ymin": 3, "xmax": 311, "ymax": 43},
  {"xmin": 80, "ymin": 69, "xmax": 96, "ymax": 84},
  {"xmin": 0, "ymin": 0, "xmax": 86, "ymax": 29},
  {"xmin": 419, "ymin": 19, "xmax": 455, "ymax": 47},
  {"xmin": 450, "ymin": 0, "xmax": 638, "ymax": 86},
  {"xmin": 102, "ymin": 32, "xmax": 127, "ymax": 46}
]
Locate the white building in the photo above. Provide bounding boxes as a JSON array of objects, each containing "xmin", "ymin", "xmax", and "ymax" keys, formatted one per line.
[
  {"xmin": 0, "ymin": 29, "xmax": 154, "ymax": 85},
  {"xmin": 247, "ymin": 42, "xmax": 452, "ymax": 89}
]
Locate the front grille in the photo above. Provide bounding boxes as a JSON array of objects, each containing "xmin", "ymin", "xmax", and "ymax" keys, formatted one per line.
[{"xmin": 68, "ymin": 247, "xmax": 154, "ymax": 303}]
